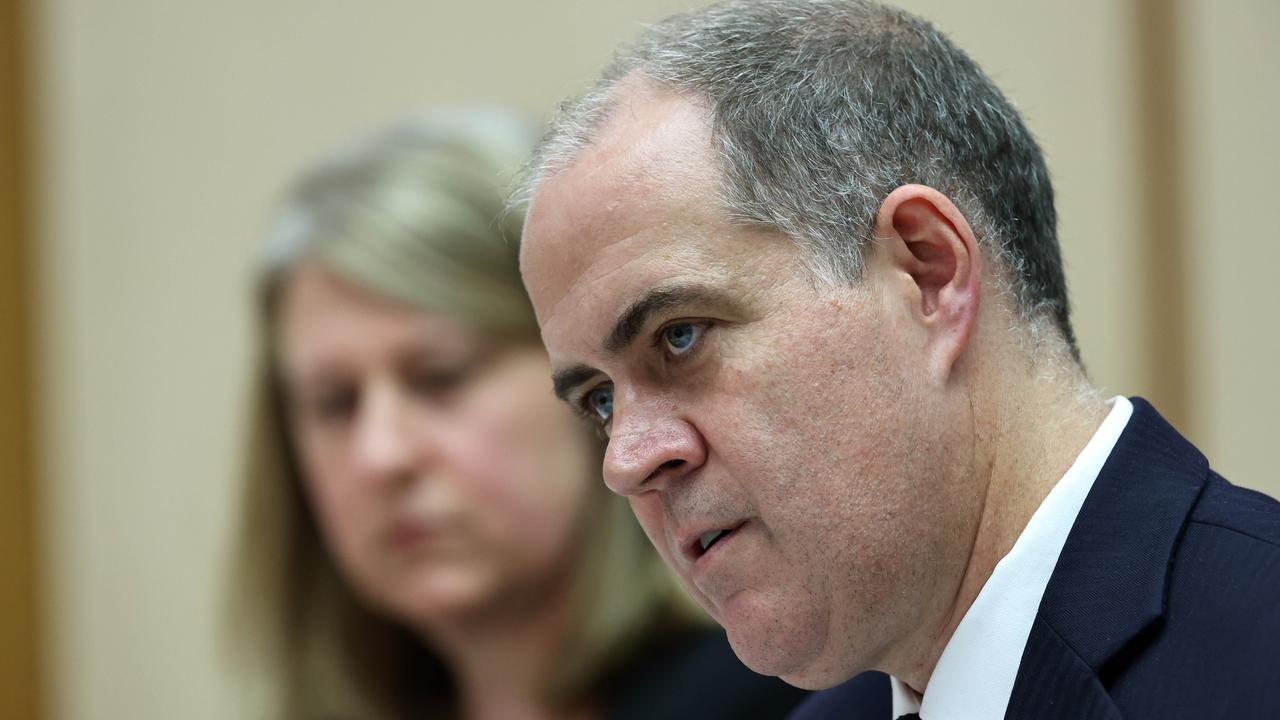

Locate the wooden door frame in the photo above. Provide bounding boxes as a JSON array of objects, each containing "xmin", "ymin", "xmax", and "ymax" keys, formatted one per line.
[
  {"xmin": 1134, "ymin": 0, "xmax": 1192, "ymax": 431},
  {"xmin": 1, "ymin": 0, "xmax": 44, "ymax": 716}
]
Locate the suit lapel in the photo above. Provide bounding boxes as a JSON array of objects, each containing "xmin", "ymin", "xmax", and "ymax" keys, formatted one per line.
[
  {"xmin": 1006, "ymin": 615, "xmax": 1122, "ymax": 720},
  {"xmin": 1005, "ymin": 398, "xmax": 1208, "ymax": 718}
]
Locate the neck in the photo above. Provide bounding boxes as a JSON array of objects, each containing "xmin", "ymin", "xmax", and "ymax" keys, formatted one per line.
[
  {"xmin": 419, "ymin": 575, "xmax": 592, "ymax": 720},
  {"xmin": 894, "ymin": 342, "xmax": 1108, "ymax": 694}
]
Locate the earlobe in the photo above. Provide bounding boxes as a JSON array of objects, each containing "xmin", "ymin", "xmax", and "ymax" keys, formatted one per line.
[{"xmin": 874, "ymin": 184, "xmax": 982, "ymax": 379}]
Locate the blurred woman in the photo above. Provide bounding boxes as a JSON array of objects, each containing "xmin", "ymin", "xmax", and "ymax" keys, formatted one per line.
[{"xmin": 227, "ymin": 109, "xmax": 807, "ymax": 720}]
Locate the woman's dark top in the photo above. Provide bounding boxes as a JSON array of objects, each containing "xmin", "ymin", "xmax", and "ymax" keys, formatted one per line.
[{"xmin": 605, "ymin": 627, "xmax": 810, "ymax": 720}]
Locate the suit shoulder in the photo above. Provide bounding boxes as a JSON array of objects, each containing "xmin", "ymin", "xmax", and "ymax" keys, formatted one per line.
[
  {"xmin": 1188, "ymin": 471, "xmax": 1280, "ymax": 548},
  {"xmin": 1109, "ymin": 472, "xmax": 1280, "ymax": 715}
]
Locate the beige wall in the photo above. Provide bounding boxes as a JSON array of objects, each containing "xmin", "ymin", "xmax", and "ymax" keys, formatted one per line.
[
  {"xmin": 30, "ymin": 1, "xmax": 1277, "ymax": 718},
  {"xmin": 1181, "ymin": 0, "xmax": 1280, "ymax": 483},
  {"xmin": 31, "ymin": 2, "xmax": 693, "ymax": 718},
  {"xmin": 897, "ymin": 0, "xmax": 1146, "ymax": 401}
]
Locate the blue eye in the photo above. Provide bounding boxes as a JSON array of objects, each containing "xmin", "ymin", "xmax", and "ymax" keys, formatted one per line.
[
  {"xmin": 584, "ymin": 385, "xmax": 614, "ymax": 423},
  {"xmin": 662, "ymin": 322, "xmax": 702, "ymax": 355}
]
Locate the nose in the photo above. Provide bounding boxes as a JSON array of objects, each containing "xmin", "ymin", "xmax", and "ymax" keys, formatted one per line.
[
  {"xmin": 603, "ymin": 395, "xmax": 705, "ymax": 496},
  {"xmin": 350, "ymin": 381, "xmax": 425, "ymax": 484}
]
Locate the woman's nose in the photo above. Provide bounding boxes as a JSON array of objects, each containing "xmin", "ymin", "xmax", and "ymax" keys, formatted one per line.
[{"xmin": 350, "ymin": 382, "xmax": 425, "ymax": 485}]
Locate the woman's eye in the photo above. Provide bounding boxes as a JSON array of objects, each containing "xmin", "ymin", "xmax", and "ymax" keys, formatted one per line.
[
  {"xmin": 661, "ymin": 322, "xmax": 703, "ymax": 356},
  {"xmin": 584, "ymin": 385, "xmax": 614, "ymax": 424},
  {"xmin": 408, "ymin": 367, "xmax": 469, "ymax": 398},
  {"xmin": 309, "ymin": 388, "xmax": 357, "ymax": 423}
]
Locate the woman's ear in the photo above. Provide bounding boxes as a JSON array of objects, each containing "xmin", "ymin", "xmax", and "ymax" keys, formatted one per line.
[{"xmin": 872, "ymin": 184, "xmax": 982, "ymax": 381}]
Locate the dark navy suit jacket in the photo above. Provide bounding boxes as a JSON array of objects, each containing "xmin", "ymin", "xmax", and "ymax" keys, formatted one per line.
[{"xmin": 790, "ymin": 398, "xmax": 1280, "ymax": 719}]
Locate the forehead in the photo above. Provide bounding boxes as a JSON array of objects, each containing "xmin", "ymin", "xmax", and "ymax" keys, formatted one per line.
[
  {"xmin": 277, "ymin": 262, "xmax": 473, "ymax": 370},
  {"xmin": 520, "ymin": 87, "xmax": 783, "ymax": 362}
]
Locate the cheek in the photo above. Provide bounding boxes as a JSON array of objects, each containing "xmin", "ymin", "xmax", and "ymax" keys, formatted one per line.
[
  {"xmin": 444, "ymin": 386, "xmax": 593, "ymax": 561},
  {"xmin": 710, "ymin": 308, "xmax": 924, "ymax": 560},
  {"xmin": 295, "ymin": 438, "xmax": 384, "ymax": 584}
]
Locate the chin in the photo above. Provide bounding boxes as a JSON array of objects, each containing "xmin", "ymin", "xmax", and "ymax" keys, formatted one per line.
[
  {"xmin": 384, "ymin": 573, "xmax": 496, "ymax": 623},
  {"xmin": 728, "ymin": 639, "xmax": 848, "ymax": 690},
  {"xmin": 777, "ymin": 659, "xmax": 863, "ymax": 691},
  {"xmin": 719, "ymin": 590, "xmax": 870, "ymax": 691},
  {"xmin": 719, "ymin": 592, "xmax": 831, "ymax": 684},
  {"xmin": 724, "ymin": 626, "xmax": 826, "ymax": 685}
]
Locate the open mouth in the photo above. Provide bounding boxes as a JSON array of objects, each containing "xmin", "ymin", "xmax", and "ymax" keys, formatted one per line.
[
  {"xmin": 698, "ymin": 528, "xmax": 730, "ymax": 553},
  {"xmin": 692, "ymin": 521, "xmax": 745, "ymax": 560}
]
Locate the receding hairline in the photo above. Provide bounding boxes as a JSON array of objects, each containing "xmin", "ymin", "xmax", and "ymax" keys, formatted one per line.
[
  {"xmin": 525, "ymin": 73, "xmax": 717, "ymax": 207},
  {"xmin": 517, "ymin": 0, "xmax": 1078, "ymax": 366},
  {"xmin": 521, "ymin": 82, "xmax": 748, "ymax": 328}
]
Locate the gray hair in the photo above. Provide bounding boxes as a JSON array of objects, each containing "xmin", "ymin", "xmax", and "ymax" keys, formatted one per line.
[{"xmin": 521, "ymin": 0, "xmax": 1078, "ymax": 360}]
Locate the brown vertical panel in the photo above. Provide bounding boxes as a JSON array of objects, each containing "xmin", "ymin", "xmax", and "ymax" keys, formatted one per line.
[
  {"xmin": 1133, "ymin": 0, "xmax": 1192, "ymax": 432},
  {"xmin": 0, "ymin": 0, "xmax": 44, "ymax": 716}
]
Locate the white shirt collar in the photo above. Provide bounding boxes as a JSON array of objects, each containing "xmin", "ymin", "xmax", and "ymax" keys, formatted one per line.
[{"xmin": 891, "ymin": 396, "xmax": 1134, "ymax": 719}]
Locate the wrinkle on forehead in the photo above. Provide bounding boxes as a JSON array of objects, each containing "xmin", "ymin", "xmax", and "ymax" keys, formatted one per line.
[
  {"xmin": 539, "ymin": 229, "xmax": 729, "ymax": 359},
  {"xmin": 521, "ymin": 87, "xmax": 727, "ymax": 354}
]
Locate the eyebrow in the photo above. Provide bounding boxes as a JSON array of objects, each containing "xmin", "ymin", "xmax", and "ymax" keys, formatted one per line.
[
  {"xmin": 551, "ymin": 283, "xmax": 733, "ymax": 403},
  {"xmin": 552, "ymin": 364, "xmax": 601, "ymax": 403},
  {"xmin": 605, "ymin": 284, "xmax": 725, "ymax": 354}
]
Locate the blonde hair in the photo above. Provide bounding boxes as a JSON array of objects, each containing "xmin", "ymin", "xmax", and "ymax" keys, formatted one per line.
[{"xmin": 227, "ymin": 109, "xmax": 702, "ymax": 719}]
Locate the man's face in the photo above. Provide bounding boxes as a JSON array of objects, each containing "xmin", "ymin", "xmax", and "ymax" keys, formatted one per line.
[{"xmin": 520, "ymin": 87, "xmax": 977, "ymax": 687}]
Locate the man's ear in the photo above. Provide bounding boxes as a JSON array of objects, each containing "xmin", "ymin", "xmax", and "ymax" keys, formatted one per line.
[{"xmin": 872, "ymin": 184, "xmax": 982, "ymax": 380}]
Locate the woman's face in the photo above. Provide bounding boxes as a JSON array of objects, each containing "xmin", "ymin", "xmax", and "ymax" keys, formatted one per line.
[{"xmin": 276, "ymin": 260, "xmax": 596, "ymax": 628}]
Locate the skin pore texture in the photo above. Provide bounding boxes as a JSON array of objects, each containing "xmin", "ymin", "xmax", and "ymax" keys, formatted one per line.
[
  {"xmin": 520, "ymin": 79, "xmax": 1108, "ymax": 693},
  {"xmin": 277, "ymin": 261, "xmax": 597, "ymax": 720}
]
